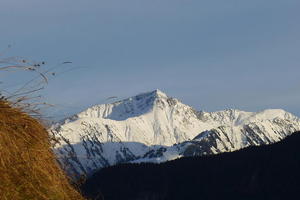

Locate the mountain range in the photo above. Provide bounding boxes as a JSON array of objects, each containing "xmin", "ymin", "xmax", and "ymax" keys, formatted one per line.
[{"xmin": 50, "ymin": 89, "xmax": 300, "ymax": 177}]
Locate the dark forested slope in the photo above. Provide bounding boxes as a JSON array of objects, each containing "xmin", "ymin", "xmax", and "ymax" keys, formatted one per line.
[{"xmin": 82, "ymin": 131, "xmax": 300, "ymax": 200}]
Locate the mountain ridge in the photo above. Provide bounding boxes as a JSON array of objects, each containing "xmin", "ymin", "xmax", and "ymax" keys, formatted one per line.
[{"xmin": 76, "ymin": 89, "xmax": 170, "ymax": 120}]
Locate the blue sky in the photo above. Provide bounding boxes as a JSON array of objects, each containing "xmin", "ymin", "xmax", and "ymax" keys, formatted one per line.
[{"xmin": 1, "ymin": 0, "xmax": 300, "ymax": 119}]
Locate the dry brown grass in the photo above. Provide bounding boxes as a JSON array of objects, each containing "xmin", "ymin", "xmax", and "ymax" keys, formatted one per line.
[{"xmin": 0, "ymin": 100, "xmax": 85, "ymax": 200}]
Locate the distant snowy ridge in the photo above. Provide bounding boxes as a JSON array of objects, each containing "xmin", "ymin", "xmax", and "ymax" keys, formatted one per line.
[{"xmin": 50, "ymin": 89, "xmax": 300, "ymax": 176}]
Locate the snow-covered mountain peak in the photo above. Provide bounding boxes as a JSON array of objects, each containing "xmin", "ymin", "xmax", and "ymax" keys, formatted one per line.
[
  {"xmin": 74, "ymin": 89, "xmax": 178, "ymax": 121},
  {"xmin": 153, "ymin": 89, "xmax": 168, "ymax": 98},
  {"xmin": 200, "ymin": 108, "xmax": 298, "ymax": 127},
  {"xmin": 51, "ymin": 90, "xmax": 300, "ymax": 177},
  {"xmin": 251, "ymin": 109, "xmax": 298, "ymax": 121},
  {"xmin": 127, "ymin": 89, "xmax": 168, "ymax": 101}
]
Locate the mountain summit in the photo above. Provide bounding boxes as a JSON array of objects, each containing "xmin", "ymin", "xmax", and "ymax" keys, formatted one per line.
[
  {"xmin": 77, "ymin": 89, "xmax": 170, "ymax": 121},
  {"xmin": 51, "ymin": 90, "xmax": 300, "ymax": 176}
]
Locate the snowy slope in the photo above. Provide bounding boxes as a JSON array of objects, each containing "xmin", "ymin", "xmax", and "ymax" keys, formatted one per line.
[{"xmin": 50, "ymin": 90, "xmax": 300, "ymax": 176}]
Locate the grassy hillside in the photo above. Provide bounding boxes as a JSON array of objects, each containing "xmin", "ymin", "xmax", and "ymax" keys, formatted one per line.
[{"xmin": 0, "ymin": 101, "xmax": 84, "ymax": 200}]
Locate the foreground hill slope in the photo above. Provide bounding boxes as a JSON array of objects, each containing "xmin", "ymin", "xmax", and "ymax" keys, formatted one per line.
[
  {"xmin": 0, "ymin": 101, "xmax": 83, "ymax": 200},
  {"xmin": 51, "ymin": 90, "xmax": 300, "ymax": 176},
  {"xmin": 82, "ymin": 131, "xmax": 300, "ymax": 200}
]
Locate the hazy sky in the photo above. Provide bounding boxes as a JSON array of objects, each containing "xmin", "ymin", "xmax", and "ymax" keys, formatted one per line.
[{"xmin": 1, "ymin": 0, "xmax": 300, "ymax": 118}]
